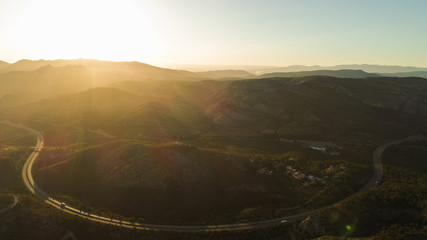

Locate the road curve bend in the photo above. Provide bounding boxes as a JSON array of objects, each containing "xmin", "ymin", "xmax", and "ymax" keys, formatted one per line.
[{"xmin": 4, "ymin": 120, "xmax": 423, "ymax": 232}]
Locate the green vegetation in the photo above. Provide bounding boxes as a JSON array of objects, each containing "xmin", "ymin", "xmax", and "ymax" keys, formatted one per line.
[
  {"xmin": 0, "ymin": 124, "xmax": 36, "ymax": 146},
  {"xmin": 0, "ymin": 147, "xmax": 34, "ymax": 193},
  {"xmin": 299, "ymin": 140, "xmax": 427, "ymax": 240},
  {"xmin": 32, "ymin": 136, "xmax": 375, "ymax": 225},
  {"xmin": 0, "ymin": 124, "xmax": 35, "ymax": 193}
]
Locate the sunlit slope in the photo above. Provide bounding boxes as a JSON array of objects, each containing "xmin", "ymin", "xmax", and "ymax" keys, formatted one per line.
[
  {"xmin": 117, "ymin": 97, "xmax": 213, "ymax": 137},
  {"xmin": 3, "ymin": 75, "xmax": 427, "ymax": 140},
  {"xmin": 0, "ymin": 60, "xmax": 9, "ymax": 72},
  {"xmin": 0, "ymin": 59, "xmax": 204, "ymax": 82},
  {"xmin": 0, "ymin": 65, "xmax": 93, "ymax": 106},
  {"xmin": 12, "ymin": 87, "xmax": 141, "ymax": 126},
  {"xmin": 9, "ymin": 85, "xmax": 214, "ymax": 136},
  {"xmin": 107, "ymin": 80, "xmax": 225, "ymax": 103},
  {"xmin": 1, "ymin": 59, "xmax": 256, "ymax": 80}
]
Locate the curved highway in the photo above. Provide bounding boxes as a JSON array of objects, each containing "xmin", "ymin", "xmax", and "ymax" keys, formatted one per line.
[{"xmin": 4, "ymin": 120, "xmax": 423, "ymax": 232}]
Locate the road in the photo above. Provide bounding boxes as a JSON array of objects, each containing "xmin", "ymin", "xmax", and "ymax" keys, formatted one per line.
[
  {"xmin": 3, "ymin": 120, "xmax": 423, "ymax": 232},
  {"xmin": 0, "ymin": 194, "xmax": 18, "ymax": 213}
]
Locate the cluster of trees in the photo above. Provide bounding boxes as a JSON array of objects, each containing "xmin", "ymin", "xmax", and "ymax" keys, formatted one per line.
[
  {"xmin": 297, "ymin": 141, "xmax": 427, "ymax": 239},
  {"xmin": 0, "ymin": 147, "xmax": 32, "ymax": 193}
]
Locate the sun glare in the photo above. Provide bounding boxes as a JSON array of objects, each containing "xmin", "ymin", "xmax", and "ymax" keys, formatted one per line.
[{"xmin": 14, "ymin": 0, "xmax": 161, "ymax": 62}]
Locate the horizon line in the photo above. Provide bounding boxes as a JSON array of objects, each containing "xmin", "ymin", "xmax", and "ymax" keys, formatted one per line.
[{"xmin": 1, "ymin": 58, "xmax": 427, "ymax": 69}]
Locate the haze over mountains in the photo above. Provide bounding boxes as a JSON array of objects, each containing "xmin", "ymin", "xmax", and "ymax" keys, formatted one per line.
[
  {"xmin": 258, "ymin": 69, "xmax": 380, "ymax": 79},
  {"xmin": 251, "ymin": 64, "xmax": 427, "ymax": 76},
  {"xmin": 2, "ymin": 59, "xmax": 427, "ymax": 78}
]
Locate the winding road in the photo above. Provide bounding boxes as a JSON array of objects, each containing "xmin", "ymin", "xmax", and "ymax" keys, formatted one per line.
[{"xmin": 3, "ymin": 120, "xmax": 423, "ymax": 232}]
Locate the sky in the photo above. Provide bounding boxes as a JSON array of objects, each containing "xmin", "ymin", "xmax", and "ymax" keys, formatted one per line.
[{"xmin": 0, "ymin": 0, "xmax": 426, "ymax": 67}]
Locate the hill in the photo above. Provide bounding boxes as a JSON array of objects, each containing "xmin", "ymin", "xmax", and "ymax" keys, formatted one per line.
[
  {"xmin": 381, "ymin": 71, "xmax": 427, "ymax": 79},
  {"xmin": 0, "ymin": 59, "xmax": 249, "ymax": 82},
  {"xmin": 0, "ymin": 65, "xmax": 93, "ymax": 107},
  {"xmin": 10, "ymin": 87, "xmax": 142, "ymax": 127},
  {"xmin": 0, "ymin": 60, "xmax": 233, "ymax": 108},
  {"xmin": 33, "ymin": 139, "xmax": 300, "ymax": 223},
  {"xmin": 201, "ymin": 76, "xmax": 427, "ymax": 141},
  {"xmin": 0, "ymin": 60, "xmax": 9, "ymax": 71},
  {"xmin": 3, "ymin": 75, "xmax": 426, "ymax": 142},
  {"xmin": 258, "ymin": 70, "xmax": 379, "ymax": 79},
  {"xmin": 255, "ymin": 64, "xmax": 427, "ymax": 75},
  {"xmin": 197, "ymin": 70, "xmax": 255, "ymax": 79}
]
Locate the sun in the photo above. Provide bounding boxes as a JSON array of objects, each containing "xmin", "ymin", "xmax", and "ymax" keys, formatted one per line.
[{"xmin": 14, "ymin": 0, "xmax": 162, "ymax": 62}]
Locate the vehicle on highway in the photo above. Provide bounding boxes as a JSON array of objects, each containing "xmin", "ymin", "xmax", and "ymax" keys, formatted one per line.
[
  {"xmin": 281, "ymin": 219, "xmax": 287, "ymax": 223},
  {"xmin": 60, "ymin": 202, "xmax": 66, "ymax": 209}
]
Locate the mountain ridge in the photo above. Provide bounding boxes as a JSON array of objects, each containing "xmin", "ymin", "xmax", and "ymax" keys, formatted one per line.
[
  {"xmin": 258, "ymin": 69, "xmax": 379, "ymax": 79},
  {"xmin": 253, "ymin": 64, "xmax": 427, "ymax": 75}
]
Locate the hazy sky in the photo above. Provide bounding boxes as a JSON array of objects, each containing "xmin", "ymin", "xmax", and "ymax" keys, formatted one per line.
[{"xmin": 1, "ymin": 0, "xmax": 426, "ymax": 67}]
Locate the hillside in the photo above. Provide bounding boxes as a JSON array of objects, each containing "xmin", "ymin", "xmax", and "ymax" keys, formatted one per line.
[
  {"xmin": 381, "ymin": 71, "xmax": 427, "ymax": 79},
  {"xmin": 255, "ymin": 64, "xmax": 427, "ymax": 75},
  {"xmin": 114, "ymin": 96, "xmax": 214, "ymax": 137},
  {"xmin": 197, "ymin": 70, "xmax": 255, "ymax": 79},
  {"xmin": 11, "ymin": 87, "xmax": 142, "ymax": 127},
  {"xmin": 0, "ymin": 60, "xmax": 9, "ymax": 72},
  {"xmin": 0, "ymin": 59, "xmax": 195, "ymax": 77},
  {"xmin": 203, "ymin": 77, "xmax": 427, "ymax": 141},
  {"xmin": 0, "ymin": 65, "xmax": 93, "ymax": 107},
  {"xmin": 4, "ymin": 75, "xmax": 427, "ymax": 143},
  {"xmin": 0, "ymin": 59, "xmax": 243, "ymax": 82},
  {"xmin": 301, "ymin": 139, "xmax": 427, "ymax": 240},
  {"xmin": 33, "ymin": 140, "xmax": 299, "ymax": 223}
]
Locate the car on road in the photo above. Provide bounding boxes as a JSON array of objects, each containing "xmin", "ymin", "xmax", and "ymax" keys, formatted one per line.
[
  {"xmin": 60, "ymin": 202, "xmax": 66, "ymax": 209},
  {"xmin": 281, "ymin": 219, "xmax": 287, "ymax": 223}
]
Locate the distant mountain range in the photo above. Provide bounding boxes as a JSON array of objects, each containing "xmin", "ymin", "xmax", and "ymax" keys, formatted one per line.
[
  {"xmin": 250, "ymin": 64, "xmax": 427, "ymax": 75},
  {"xmin": 197, "ymin": 70, "xmax": 255, "ymax": 79},
  {"xmin": 1, "ymin": 59, "xmax": 427, "ymax": 121},
  {"xmin": 258, "ymin": 69, "xmax": 380, "ymax": 79},
  {"xmin": 166, "ymin": 63, "xmax": 427, "ymax": 75},
  {"xmin": 381, "ymin": 71, "xmax": 427, "ymax": 79},
  {"xmin": 0, "ymin": 59, "xmax": 203, "ymax": 82},
  {"xmin": 2, "ymin": 60, "xmax": 427, "ymax": 80}
]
